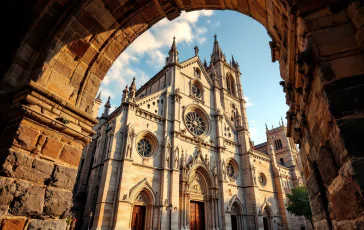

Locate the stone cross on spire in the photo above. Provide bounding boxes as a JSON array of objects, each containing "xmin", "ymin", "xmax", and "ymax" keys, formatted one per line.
[{"xmin": 194, "ymin": 45, "xmax": 199, "ymax": 56}]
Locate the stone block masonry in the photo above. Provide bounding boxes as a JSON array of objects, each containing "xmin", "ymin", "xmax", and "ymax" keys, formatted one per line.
[{"xmin": 0, "ymin": 83, "xmax": 96, "ymax": 229}]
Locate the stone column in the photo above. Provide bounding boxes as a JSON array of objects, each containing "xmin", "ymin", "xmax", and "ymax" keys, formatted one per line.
[{"xmin": 0, "ymin": 82, "xmax": 96, "ymax": 229}]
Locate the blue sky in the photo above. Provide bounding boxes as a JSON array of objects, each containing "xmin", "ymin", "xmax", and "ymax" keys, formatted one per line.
[{"xmin": 98, "ymin": 10, "xmax": 289, "ymax": 144}]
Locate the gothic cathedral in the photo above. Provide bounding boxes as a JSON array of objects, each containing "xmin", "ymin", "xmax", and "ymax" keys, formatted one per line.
[{"xmin": 73, "ymin": 36, "xmax": 309, "ymax": 230}]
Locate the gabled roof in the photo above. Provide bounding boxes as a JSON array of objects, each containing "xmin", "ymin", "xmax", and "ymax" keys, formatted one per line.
[{"xmin": 179, "ymin": 55, "xmax": 213, "ymax": 86}]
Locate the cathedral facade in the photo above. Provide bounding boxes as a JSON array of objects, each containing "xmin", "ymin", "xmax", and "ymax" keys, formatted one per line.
[{"xmin": 73, "ymin": 36, "xmax": 309, "ymax": 230}]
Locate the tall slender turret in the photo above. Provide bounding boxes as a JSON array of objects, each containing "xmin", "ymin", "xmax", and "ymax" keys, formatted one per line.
[
  {"xmin": 128, "ymin": 77, "xmax": 137, "ymax": 102},
  {"xmin": 168, "ymin": 36, "xmax": 179, "ymax": 64},
  {"xmin": 122, "ymin": 85, "xmax": 129, "ymax": 103},
  {"xmin": 102, "ymin": 96, "xmax": 111, "ymax": 118},
  {"xmin": 93, "ymin": 92, "xmax": 103, "ymax": 118},
  {"xmin": 211, "ymin": 34, "xmax": 224, "ymax": 62}
]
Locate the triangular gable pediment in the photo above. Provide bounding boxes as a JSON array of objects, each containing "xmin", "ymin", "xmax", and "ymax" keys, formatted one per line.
[{"xmin": 179, "ymin": 56, "xmax": 213, "ymax": 87}]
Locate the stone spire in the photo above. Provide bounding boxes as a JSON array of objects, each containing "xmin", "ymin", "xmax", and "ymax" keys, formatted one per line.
[
  {"xmin": 168, "ymin": 36, "xmax": 179, "ymax": 64},
  {"xmin": 281, "ymin": 116, "xmax": 285, "ymax": 127},
  {"xmin": 102, "ymin": 96, "xmax": 111, "ymax": 117},
  {"xmin": 128, "ymin": 77, "xmax": 137, "ymax": 102},
  {"xmin": 122, "ymin": 85, "xmax": 129, "ymax": 103},
  {"xmin": 211, "ymin": 34, "xmax": 224, "ymax": 62},
  {"xmin": 203, "ymin": 58, "xmax": 208, "ymax": 69},
  {"xmin": 231, "ymin": 55, "xmax": 240, "ymax": 71},
  {"xmin": 96, "ymin": 91, "xmax": 102, "ymax": 102},
  {"xmin": 210, "ymin": 61, "xmax": 217, "ymax": 79},
  {"xmin": 92, "ymin": 91, "xmax": 103, "ymax": 118},
  {"xmin": 210, "ymin": 61, "xmax": 219, "ymax": 87}
]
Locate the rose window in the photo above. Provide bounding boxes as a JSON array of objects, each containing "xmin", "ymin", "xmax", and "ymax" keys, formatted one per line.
[
  {"xmin": 137, "ymin": 138, "xmax": 152, "ymax": 157},
  {"xmin": 258, "ymin": 173, "xmax": 266, "ymax": 187},
  {"xmin": 185, "ymin": 112, "xmax": 206, "ymax": 135},
  {"xmin": 227, "ymin": 162, "xmax": 235, "ymax": 179},
  {"xmin": 192, "ymin": 84, "xmax": 202, "ymax": 98}
]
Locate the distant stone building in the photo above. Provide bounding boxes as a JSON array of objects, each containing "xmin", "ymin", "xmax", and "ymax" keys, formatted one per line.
[{"xmin": 73, "ymin": 36, "xmax": 310, "ymax": 230}]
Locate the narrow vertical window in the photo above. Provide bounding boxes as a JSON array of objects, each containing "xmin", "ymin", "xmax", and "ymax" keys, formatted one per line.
[{"xmin": 280, "ymin": 158, "xmax": 285, "ymax": 165}]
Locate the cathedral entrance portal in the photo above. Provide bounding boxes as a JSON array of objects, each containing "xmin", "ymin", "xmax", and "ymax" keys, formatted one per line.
[
  {"xmin": 190, "ymin": 201, "xmax": 205, "ymax": 230},
  {"xmin": 263, "ymin": 217, "xmax": 269, "ymax": 230},
  {"xmin": 131, "ymin": 205, "xmax": 146, "ymax": 230},
  {"xmin": 231, "ymin": 215, "xmax": 237, "ymax": 230}
]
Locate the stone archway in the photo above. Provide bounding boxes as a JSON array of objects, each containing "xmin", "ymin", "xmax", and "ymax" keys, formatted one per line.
[
  {"xmin": 180, "ymin": 159, "xmax": 218, "ymax": 230},
  {"xmin": 262, "ymin": 206, "xmax": 273, "ymax": 230},
  {"xmin": 0, "ymin": 1, "xmax": 363, "ymax": 229}
]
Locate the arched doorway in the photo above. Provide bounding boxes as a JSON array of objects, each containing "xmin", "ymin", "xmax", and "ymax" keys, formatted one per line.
[
  {"xmin": 126, "ymin": 179, "xmax": 157, "ymax": 230},
  {"xmin": 131, "ymin": 191, "xmax": 149, "ymax": 230},
  {"xmin": 180, "ymin": 160, "xmax": 218, "ymax": 230},
  {"xmin": 262, "ymin": 206, "xmax": 273, "ymax": 230},
  {"xmin": 230, "ymin": 203, "xmax": 244, "ymax": 230}
]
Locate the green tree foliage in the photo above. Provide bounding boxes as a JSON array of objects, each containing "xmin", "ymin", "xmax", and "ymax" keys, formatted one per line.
[{"xmin": 286, "ymin": 186, "xmax": 313, "ymax": 227}]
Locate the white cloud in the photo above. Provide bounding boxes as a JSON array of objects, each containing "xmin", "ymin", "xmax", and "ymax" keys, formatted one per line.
[
  {"xmin": 250, "ymin": 127, "xmax": 257, "ymax": 139},
  {"xmin": 244, "ymin": 97, "xmax": 253, "ymax": 107},
  {"xmin": 146, "ymin": 50, "xmax": 165, "ymax": 68},
  {"xmin": 211, "ymin": 20, "xmax": 221, "ymax": 28},
  {"xmin": 205, "ymin": 19, "xmax": 211, "ymax": 24},
  {"xmin": 98, "ymin": 10, "xmax": 214, "ymax": 116}
]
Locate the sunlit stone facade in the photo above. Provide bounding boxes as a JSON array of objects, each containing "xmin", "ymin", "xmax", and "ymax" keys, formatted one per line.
[{"xmin": 74, "ymin": 37, "xmax": 309, "ymax": 230}]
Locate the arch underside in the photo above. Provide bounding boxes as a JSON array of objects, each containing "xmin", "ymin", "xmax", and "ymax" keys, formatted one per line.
[{"xmin": 0, "ymin": 1, "xmax": 363, "ymax": 230}]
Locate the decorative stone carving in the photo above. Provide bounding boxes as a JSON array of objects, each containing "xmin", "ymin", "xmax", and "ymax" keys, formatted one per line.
[{"xmin": 213, "ymin": 161, "xmax": 218, "ymax": 176}]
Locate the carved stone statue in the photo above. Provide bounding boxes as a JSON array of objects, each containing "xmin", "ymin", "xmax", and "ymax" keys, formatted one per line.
[
  {"xmin": 251, "ymin": 163, "xmax": 256, "ymax": 185},
  {"xmin": 213, "ymin": 161, "xmax": 218, "ymax": 176},
  {"xmin": 175, "ymin": 155, "xmax": 178, "ymax": 169}
]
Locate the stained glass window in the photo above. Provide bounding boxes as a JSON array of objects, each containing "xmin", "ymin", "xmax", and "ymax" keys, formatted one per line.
[
  {"xmin": 137, "ymin": 138, "xmax": 152, "ymax": 157},
  {"xmin": 192, "ymin": 84, "xmax": 202, "ymax": 98},
  {"xmin": 227, "ymin": 162, "xmax": 235, "ymax": 179},
  {"xmin": 185, "ymin": 112, "xmax": 205, "ymax": 135}
]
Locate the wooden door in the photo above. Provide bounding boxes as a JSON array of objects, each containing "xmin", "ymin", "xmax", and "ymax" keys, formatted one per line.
[
  {"xmin": 231, "ymin": 215, "xmax": 237, "ymax": 230},
  {"xmin": 131, "ymin": 205, "xmax": 146, "ymax": 230},
  {"xmin": 263, "ymin": 217, "xmax": 269, "ymax": 230},
  {"xmin": 190, "ymin": 202, "xmax": 204, "ymax": 230}
]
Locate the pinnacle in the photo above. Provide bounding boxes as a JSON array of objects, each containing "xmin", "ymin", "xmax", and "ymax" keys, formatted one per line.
[{"xmin": 96, "ymin": 91, "xmax": 102, "ymax": 101}]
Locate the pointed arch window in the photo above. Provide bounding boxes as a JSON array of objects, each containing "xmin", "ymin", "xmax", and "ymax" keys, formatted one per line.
[
  {"xmin": 274, "ymin": 139, "xmax": 283, "ymax": 150},
  {"xmin": 194, "ymin": 67, "xmax": 201, "ymax": 78},
  {"xmin": 280, "ymin": 158, "xmax": 285, "ymax": 166},
  {"xmin": 190, "ymin": 80, "xmax": 204, "ymax": 101},
  {"xmin": 226, "ymin": 74, "xmax": 236, "ymax": 95}
]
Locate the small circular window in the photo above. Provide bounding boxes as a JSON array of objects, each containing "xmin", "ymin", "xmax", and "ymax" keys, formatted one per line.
[
  {"xmin": 192, "ymin": 84, "xmax": 202, "ymax": 98},
  {"xmin": 137, "ymin": 138, "xmax": 152, "ymax": 157},
  {"xmin": 227, "ymin": 162, "xmax": 235, "ymax": 179},
  {"xmin": 135, "ymin": 131, "xmax": 158, "ymax": 158},
  {"xmin": 258, "ymin": 173, "xmax": 267, "ymax": 187},
  {"xmin": 185, "ymin": 112, "xmax": 206, "ymax": 135}
]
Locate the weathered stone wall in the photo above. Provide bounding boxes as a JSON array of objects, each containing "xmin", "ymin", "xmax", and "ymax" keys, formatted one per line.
[
  {"xmin": 286, "ymin": 1, "xmax": 364, "ymax": 228},
  {"xmin": 0, "ymin": 0, "xmax": 363, "ymax": 229},
  {"xmin": 0, "ymin": 84, "xmax": 96, "ymax": 228}
]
